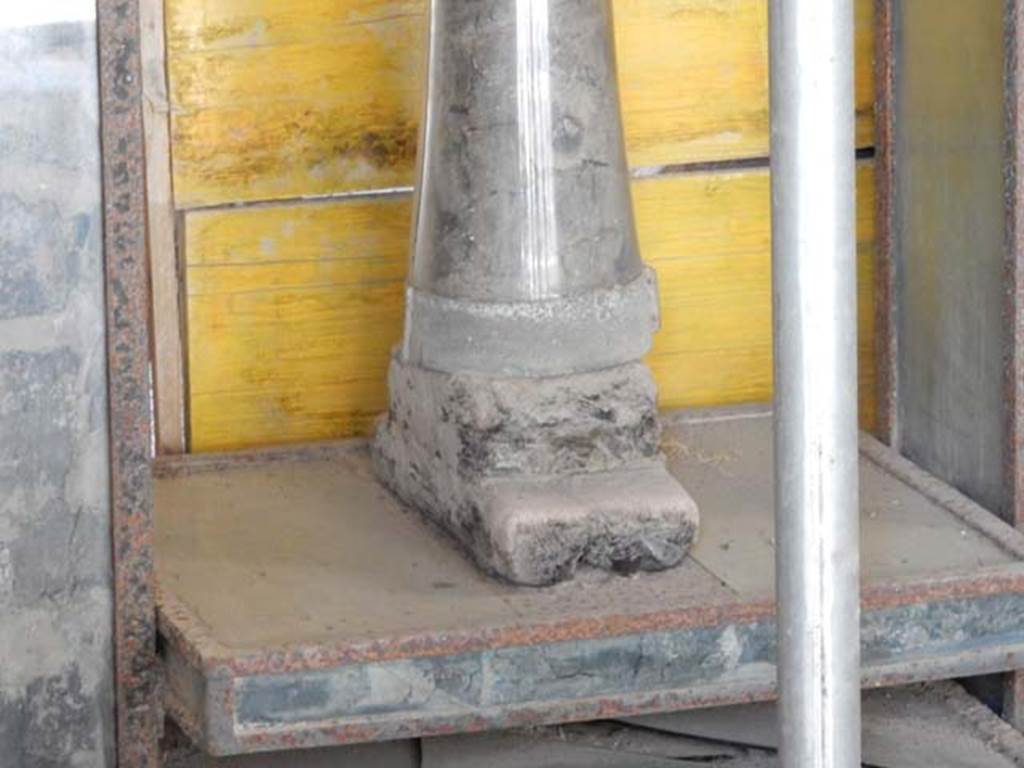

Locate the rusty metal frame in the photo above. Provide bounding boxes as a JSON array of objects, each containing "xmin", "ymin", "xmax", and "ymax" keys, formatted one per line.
[
  {"xmin": 1005, "ymin": 0, "xmax": 1024, "ymax": 727},
  {"xmin": 873, "ymin": 0, "xmax": 898, "ymax": 446},
  {"xmin": 97, "ymin": 0, "xmax": 160, "ymax": 765},
  {"xmin": 875, "ymin": 0, "xmax": 1024, "ymax": 730}
]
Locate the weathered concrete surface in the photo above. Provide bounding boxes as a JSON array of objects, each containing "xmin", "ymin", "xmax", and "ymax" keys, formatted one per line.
[
  {"xmin": 374, "ymin": 358, "xmax": 698, "ymax": 585},
  {"xmin": 160, "ymin": 683, "xmax": 1024, "ymax": 766},
  {"xmin": 0, "ymin": 6, "xmax": 114, "ymax": 766},
  {"xmin": 422, "ymin": 721, "xmax": 774, "ymax": 767}
]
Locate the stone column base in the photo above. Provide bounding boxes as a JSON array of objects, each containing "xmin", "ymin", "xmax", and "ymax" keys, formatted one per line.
[{"xmin": 372, "ymin": 355, "xmax": 699, "ymax": 586}]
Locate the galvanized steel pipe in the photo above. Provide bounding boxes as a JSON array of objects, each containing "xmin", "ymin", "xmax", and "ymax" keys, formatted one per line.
[{"xmin": 769, "ymin": 1, "xmax": 861, "ymax": 766}]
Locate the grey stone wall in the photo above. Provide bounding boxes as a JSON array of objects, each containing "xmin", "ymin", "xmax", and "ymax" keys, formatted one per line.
[{"xmin": 0, "ymin": 5, "xmax": 115, "ymax": 766}]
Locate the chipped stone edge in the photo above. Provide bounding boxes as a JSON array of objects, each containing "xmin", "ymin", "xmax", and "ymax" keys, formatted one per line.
[{"xmin": 402, "ymin": 267, "xmax": 660, "ymax": 376}]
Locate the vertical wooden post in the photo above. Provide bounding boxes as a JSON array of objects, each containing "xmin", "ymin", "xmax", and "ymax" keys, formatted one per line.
[{"xmin": 140, "ymin": 0, "xmax": 188, "ymax": 454}]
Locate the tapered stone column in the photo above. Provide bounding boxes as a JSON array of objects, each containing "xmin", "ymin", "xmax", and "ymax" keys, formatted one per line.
[{"xmin": 374, "ymin": 0, "xmax": 699, "ymax": 585}]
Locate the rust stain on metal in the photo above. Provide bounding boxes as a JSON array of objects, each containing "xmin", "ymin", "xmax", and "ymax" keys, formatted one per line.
[
  {"xmin": 1004, "ymin": 0, "xmax": 1024, "ymax": 532},
  {"xmin": 1003, "ymin": 0, "xmax": 1024, "ymax": 728},
  {"xmin": 873, "ymin": 0, "xmax": 898, "ymax": 445},
  {"xmin": 97, "ymin": 0, "xmax": 159, "ymax": 765},
  {"xmin": 198, "ymin": 623, "xmax": 1024, "ymax": 755}
]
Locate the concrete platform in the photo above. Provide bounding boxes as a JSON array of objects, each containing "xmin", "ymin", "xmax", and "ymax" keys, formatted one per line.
[
  {"xmin": 154, "ymin": 407, "xmax": 1024, "ymax": 757},
  {"xmin": 162, "ymin": 682, "xmax": 1024, "ymax": 766}
]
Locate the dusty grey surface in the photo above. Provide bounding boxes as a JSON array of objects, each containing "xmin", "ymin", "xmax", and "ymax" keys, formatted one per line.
[
  {"xmin": 374, "ymin": 356, "xmax": 697, "ymax": 584},
  {"xmin": 163, "ymin": 738, "xmax": 419, "ymax": 768},
  {"xmin": 626, "ymin": 681, "xmax": 1024, "ymax": 768},
  {"xmin": 163, "ymin": 683, "xmax": 1024, "ymax": 766},
  {"xmin": 155, "ymin": 410, "xmax": 1012, "ymax": 650},
  {"xmin": 0, "ymin": 7, "xmax": 114, "ymax": 766},
  {"xmin": 411, "ymin": 0, "xmax": 639, "ymax": 302},
  {"xmin": 400, "ymin": 269, "xmax": 659, "ymax": 377},
  {"xmin": 422, "ymin": 729, "xmax": 772, "ymax": 768},
  {"xmin": 422, "ymin": 721, "xmax": 777, "ymax": 767},
  {"xmin": 894, "ymin": 1, "xmax": 1009, "ymax": 517},
  {"xmin": 663, "ymin": 410, "xmax": 1012, "ymax": 596},
  {"xmin": 157, "ymin": 453, "xmax": 730, "ymax": 649}
]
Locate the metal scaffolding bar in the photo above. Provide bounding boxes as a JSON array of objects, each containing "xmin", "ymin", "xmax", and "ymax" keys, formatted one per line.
[{"xmin": 769, "ymin": 1, "xmax": 861, "ymax": 766}]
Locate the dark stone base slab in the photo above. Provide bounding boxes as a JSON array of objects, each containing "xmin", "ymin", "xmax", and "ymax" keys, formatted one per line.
[{"xmin": 154, "ymin": 408, "xmax": 1024, "ymax": 755}]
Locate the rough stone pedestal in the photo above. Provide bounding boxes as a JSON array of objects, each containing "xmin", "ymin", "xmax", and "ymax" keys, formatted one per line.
[
  {"xmin": 373, "ymin": 0, "xmax": 699, "ymax": 585},
  {"xmin": 373, "ymin": 357, "xmax": 699, "ymax": 586}
]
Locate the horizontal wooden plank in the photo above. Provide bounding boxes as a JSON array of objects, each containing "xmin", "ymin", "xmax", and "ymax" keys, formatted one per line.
[
  {"xmin": 186, "ymin": 163, "xmax": 876, "ymax": 452},
  {"xmin": 166, "ymin": 0, "xmax": 875, "ymax": 208}
]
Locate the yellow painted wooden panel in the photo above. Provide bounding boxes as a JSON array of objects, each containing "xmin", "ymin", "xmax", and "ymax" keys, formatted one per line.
[
  {"xmin": 640, "ymin": 163, "xmax": 877, "ymax": 431},
  {"xmin": 166, "ymin": 0, "xmax": 875, "ymax": 208},
  {"xmin": 186, "ymin": 163, "xmax": 876, "ymax": 452}
]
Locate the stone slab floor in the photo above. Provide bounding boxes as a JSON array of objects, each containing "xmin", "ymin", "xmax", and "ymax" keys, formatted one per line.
[{"xmin": 162, "ymin": 681, "xmax": 1024, "ymax": 768}]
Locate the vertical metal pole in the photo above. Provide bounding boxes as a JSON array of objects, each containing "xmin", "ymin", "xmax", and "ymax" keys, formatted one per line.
[{"xmin": 769, "ymin": 1, "xmax": 861, "ymax": 767}]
